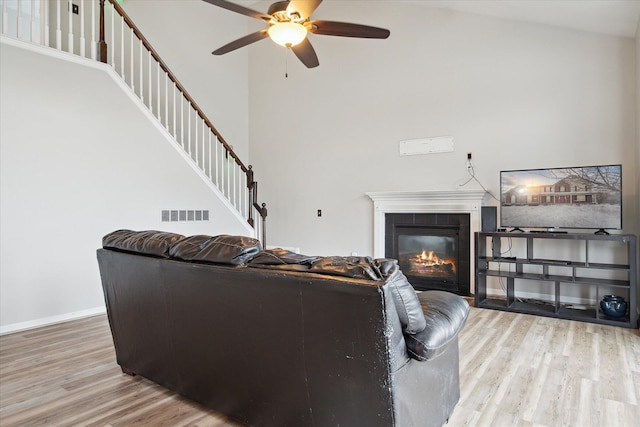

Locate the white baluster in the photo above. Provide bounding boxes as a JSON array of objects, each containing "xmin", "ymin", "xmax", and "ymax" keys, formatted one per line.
[
  {"xmin": 238, "ymin": 169, "xmax": 243, "ymax": 216},
  {"xmin": 194, "ymin": 113, "xmax": 199, "ymax": 166},
  {"xmin": 30, "ymin": 0, "xmax": 36, "ymax": 43},
  {"xmin": 235, "ymin": 163, "xmax": 239, "ymax": 209},
  {"xmin": 180, "ymin": 96, "xmax": 184, "ymax": 149},
  {"xmin": 139, "ymin": 38, "xmax": 143, "ymax": 101},
  {"xmin": 16, "ymin": 0, "xmax": 21, "ymax": 40},
  {"xmin": 232, "ymin": 162, "xmax": 237, "ymax": 209},
  {"xmin": 173, "ymin": 82, "xmax": 177, "ymax": 138},
  {"xmin": 109, "ymin": 3, "xmax": 114, "ymax": 66},
  {"xmin": 79, "ymin": 0, "xmax": 85, "ymax": 56},
  {"xmin": 42, "ymin": 0, "xmax": 49, "ymax": 45},
  {"xmin": 187, "ymin": 107, "xmax": 191, "ymax": 156},
  {"xmin": 90, "ymin": 0, "xmax": 95, "ymax": 59},
  {"xmin": 130, "ymin": 27, "xmax": 134, "ymax": 90},
  {"xmin": 228, "ymin": 160, "xmax": 233, "ymax": 204},
  {"xmin": 147, "ymin": 51, "xmax": 151, "ymax": 110},
  {"xmin": 214, "ymin": 137, "xmax": 219, "ymax": 186},
  {"xmin": 119, "ymin": 15, "xmax": 124, "ymax": 76},
  {"xmin": 220, "ymin": 143, "xmax": 225, "ymax": 196},
  {"xmin": 207, "ymin": 133, "xmax": 212, "ymax": 180},
  {"xmin": 164, "ymin": 72, "xmax": 168, "ymax": 129},
  {"xmin": 1, "ymin": 0, "xmax": 7, "ymax": 35},
  {"xmin": 156, "ymin": 61, "xmax": 160, "ymax": 119},
  {"xmin": 202, "ymin": 120, "xmax": 206, "ymax": 171},
  {"xmin": 68, "ymin": 0, "xmax": 73, "ymax": 53},
  {"xmin": 55, "ymin": 0, "xmax": 61, "ymax": 49},
  {"xmin": 232, "ymin": 161, "xmax": 236, "ymax": 204}
]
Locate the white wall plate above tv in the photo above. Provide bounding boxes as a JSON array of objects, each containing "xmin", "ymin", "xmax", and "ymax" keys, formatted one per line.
[{"xmin": 399, "ymin": 136, "xmax": 454, "ymax": 156}]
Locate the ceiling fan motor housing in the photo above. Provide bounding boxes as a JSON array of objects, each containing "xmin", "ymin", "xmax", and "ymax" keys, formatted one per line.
[{"xmin": 267, "ymin": 1, "xmax": 290, "ymax": 18}]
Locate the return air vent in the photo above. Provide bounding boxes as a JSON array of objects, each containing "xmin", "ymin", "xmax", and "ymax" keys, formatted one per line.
[{"xmin": 161, "ymin": 210, "xmax": 210, "ymax": 222}]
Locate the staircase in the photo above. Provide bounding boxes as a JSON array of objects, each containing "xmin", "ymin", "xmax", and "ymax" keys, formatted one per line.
[{"xmin": 1, "ymin": 0, "xmax": 267, "ymax": 243}]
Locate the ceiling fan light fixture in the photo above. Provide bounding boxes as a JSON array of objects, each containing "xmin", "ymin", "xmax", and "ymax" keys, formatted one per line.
[{"xmin": 267, "ymin": 22, "xmax": 307, "ymax": 47}]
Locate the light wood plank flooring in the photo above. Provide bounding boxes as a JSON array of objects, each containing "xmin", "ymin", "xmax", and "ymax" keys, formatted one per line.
[{"xmin": 1, "ymin": 308, "xmax": 639, "ymax": 426}]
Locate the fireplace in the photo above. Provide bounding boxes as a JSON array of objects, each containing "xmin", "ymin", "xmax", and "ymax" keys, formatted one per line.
[
  {"xmin": 366, "ymin": 189, "xmax": 487, "ymax": 296},
  {"xmin": 386, "ymin": 213, "xmax": 470, "ymax": 294}
]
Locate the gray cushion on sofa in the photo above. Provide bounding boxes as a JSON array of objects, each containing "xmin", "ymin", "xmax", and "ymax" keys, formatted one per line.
[
  {"xmin": 102, "ymin": 229, "xmax": 185, "ymax": 258},
  {"xmin": 405, "ymin": 291, "xmax": 470, "ymax": 361},
  {"xmin": 169, "ymin": 234, "xmax": 262, "ymax": 266},
  {"xmin": 376, "ymin": 259, "xmax": 427, "ymax": 334}
]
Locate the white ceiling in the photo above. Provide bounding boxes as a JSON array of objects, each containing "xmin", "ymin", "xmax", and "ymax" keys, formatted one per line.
[
  {"xmin": 243, "ymin": 1, "xmax": 640, "ymax": 38},
  {"xmin": 408, "ymin": 0, "xmax": 640, "ymax": 38},
  {"xmin": 256, "ymin": 0, "xmax": 640, "ymax": 37}
]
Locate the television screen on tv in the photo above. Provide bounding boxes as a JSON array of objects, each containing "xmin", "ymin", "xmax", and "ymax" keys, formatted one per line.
[{"xmin": 500, "ymin": 164, "xmax": 622, "ymax": 231}]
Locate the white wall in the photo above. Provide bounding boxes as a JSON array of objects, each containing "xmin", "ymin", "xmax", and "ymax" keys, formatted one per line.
[
  {"xmin": 0, "ymin": 42, "xmax": 251, "ymax": 331},
  {"xmin": 636, "ymin": 17, "xmax": 640, "ymax": 289},
  {"xmin": 248, "ymin": 2, "xmax": 638, "ymax": 256}
]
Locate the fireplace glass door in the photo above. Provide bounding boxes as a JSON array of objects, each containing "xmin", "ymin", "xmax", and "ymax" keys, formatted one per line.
[{"xmin": 398, "ymin": 233, "xmax": 458, "ymax": 283}]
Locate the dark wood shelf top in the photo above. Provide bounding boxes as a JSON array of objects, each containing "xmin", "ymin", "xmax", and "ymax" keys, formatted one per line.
[{"xmin": 477, "ymin": 231, "xmax": 636, "ymax": 243}]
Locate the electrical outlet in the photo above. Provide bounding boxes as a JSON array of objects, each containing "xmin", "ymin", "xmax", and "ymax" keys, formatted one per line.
[
  {"xmin": 72, "ymin": 3, "xmax": 79, "ymax": 14},
  {"xmin": 467, "ymin": 152, "xmax": 472, "ymax": 160},
  {"xmin": 317, "ymin": 209, "xmax": 322, "ymax": 217}
]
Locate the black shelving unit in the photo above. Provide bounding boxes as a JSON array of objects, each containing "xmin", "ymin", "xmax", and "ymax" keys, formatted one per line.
[{"xmin": 475, "ymin": 232, "xmax": 638, "ymax": 328}]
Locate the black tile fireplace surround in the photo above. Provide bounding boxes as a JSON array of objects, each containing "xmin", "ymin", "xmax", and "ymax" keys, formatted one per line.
[{"xmin": 385, "ymin": 213, "xmax": 471, "ymax": 295}]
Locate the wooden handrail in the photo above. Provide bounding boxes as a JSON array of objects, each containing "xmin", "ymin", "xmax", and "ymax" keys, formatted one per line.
[
  {"xmin": 104, "ymin": 0, "xmax": 247, "ymax": 173},
  {"xmin": 99, "ymin": 0, "xmax": 267, "ymax": 229}
]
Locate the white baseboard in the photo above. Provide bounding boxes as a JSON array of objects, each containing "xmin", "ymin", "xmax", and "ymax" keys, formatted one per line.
[{"xmin": 0, "ymin": 306, "xmax": 107, "ymax": 336}]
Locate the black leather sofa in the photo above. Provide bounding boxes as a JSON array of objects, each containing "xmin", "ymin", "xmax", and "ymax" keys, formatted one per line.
[{"xmin": 97, "ymin": 230, "xmax": 470, "ymax": 427}]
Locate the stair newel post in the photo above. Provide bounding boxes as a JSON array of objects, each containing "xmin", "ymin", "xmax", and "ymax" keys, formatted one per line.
[
  {"xmin": 246, "ymin": 165, "xmax": 255, "ymax": 227},
  {"xmin": 258, "ymin": 202, "xmax": 267, "ymax": 248},
  {"xmin": 98, "ymin": 0, "xmax": 107, "ymax": 63},
  {"xmin": 261, "ymin": 203, "xmax": 267, "ymax": 247},
  {"xmin": 251, "ymin": 180, "xmax": 267, "ymax": 247}
]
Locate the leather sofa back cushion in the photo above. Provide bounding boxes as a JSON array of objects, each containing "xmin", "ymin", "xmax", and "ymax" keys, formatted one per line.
[
  {"xmin": 102, "ymin": 230, "xmax": 185, "ymax": 258},
  {"xmin": 248, "ymin": 249, "xmax": 320, "ymax": 271},
  {"xmin": 376, "ymin": 259, "xmax": 427, "ymax": 334},
  {"xmin": 405, "ymin": 291, "xmax": 470, "ymax": 361},
  {"xmin": 309, "ymin": 256, "xmax": 382, "ymax": 281},
  {"xmin": 169, "ymin": 234, "xmax": 262, "ymax": 266}
]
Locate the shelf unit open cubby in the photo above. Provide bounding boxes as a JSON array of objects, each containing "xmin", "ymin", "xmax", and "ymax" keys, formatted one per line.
[{"xmin": 475, "ymin": 232, "xmax": 638, "ymax": 328}]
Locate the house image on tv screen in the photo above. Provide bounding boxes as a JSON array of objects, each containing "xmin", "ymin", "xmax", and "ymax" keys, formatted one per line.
[{"xmin": 500, "ymin": 165, "xmax": 622, "ymax": 230}]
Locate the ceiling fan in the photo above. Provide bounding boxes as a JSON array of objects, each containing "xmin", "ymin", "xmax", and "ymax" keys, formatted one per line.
[{"xmin": 203, "ymin": 0, "xmax": 390, "ymax": 68}]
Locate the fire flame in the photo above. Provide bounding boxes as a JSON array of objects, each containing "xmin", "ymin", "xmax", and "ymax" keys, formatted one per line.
[{"xmin": 412, "ymin": 249, "xmax": 456, "ymax": 274}]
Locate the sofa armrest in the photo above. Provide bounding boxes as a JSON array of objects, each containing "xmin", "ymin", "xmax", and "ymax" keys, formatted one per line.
[{"xmin": 404, "ymin": 291, "xmax": 469, "ymax": 361}]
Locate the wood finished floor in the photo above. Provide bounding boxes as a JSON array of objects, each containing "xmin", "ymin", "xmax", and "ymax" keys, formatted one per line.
[{"xmin": 1, "ymin": 308, "xmax": 638, "ymax": 426}]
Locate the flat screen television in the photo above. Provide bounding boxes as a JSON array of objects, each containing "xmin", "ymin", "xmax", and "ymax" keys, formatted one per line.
[{"xmin": 500, "ymin": 164, "xmax": 622, "ymax": 232}]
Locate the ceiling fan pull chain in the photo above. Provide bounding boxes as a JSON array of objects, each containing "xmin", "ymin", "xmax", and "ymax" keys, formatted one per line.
[{"xmin": 285, "ymin": 47, "xmax": 289, "ymax": 78}]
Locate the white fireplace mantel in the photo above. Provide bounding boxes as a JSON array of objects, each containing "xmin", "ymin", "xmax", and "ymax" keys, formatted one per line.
[{"xmin": 366, "ymin": 189, "xmax": 488, "ymax": 294}]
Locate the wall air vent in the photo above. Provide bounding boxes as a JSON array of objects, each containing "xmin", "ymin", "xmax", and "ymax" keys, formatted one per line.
[{"xmin": 161, "ymin": 210, "xmax": 210, "ymax": 222}]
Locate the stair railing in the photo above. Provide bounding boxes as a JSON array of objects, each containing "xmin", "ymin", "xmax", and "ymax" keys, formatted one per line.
[{"xmin": 1, "ymin": 0, "xmax": 267, "ymax": 244}]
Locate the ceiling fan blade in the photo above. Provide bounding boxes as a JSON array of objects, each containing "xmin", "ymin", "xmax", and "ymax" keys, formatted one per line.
[
  {"xmin": 212, "ymin": 30, "xmax": 269, "ymax": 55},
  {"xmin": 291, "ymin": 38, "xmax": 319, "ymax": 68},
  {"xmin": 287, "ymin": 0, "xmax": 322, "ymax": 20},
  {"xmin": 202, "ymin": 0, "xmax": 271, "ymax": 21},
  {"xmin": 309, "ymin": 20, "xmax": 390, "ymax": 39}
]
